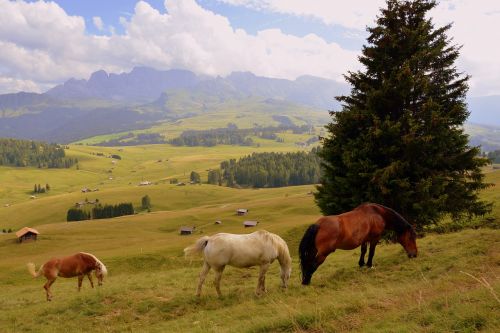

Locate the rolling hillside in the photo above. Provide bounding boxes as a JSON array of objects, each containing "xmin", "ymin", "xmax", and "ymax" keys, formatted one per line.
[
  {"xmin": 0, "ymin": 67, "xmax": 498, "ymax": 147},
  {"xmin": 0, "ymin": 167, "xmax": 498, "ymax": 332},
  {"xmin": 0, "ymin": 137, "xmax": 498, "ymax": 332}
]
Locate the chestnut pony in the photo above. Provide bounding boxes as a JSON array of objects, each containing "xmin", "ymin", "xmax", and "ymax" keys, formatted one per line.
[
  {"xmin": 27, "ymin": 252, "xmax": 108, "ymax": 301},
  {"xmin": 299, "ymin": 203, "xmax": 417, "ymax": 285}
]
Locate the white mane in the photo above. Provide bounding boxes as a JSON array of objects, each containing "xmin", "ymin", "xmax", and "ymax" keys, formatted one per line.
[{"xmin": 80, "ymin": 252, "xmax": 108, "ymax": 275}]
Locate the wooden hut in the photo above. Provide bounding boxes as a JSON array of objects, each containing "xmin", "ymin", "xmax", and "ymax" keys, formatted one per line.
[
  {"xmin": 243, "ymin": 221, "xmax": 259, "ymax": 228},
  {"xmin": 237, "ymin": 208, "xmax": 249, "ymax": 216},
  {"xmin": 179, "ymin": 226, "xmax": 195, "ymax": 235},
  {"xmin": 16, "ymin": 227, "xmax": 39, "ymax": 243}
]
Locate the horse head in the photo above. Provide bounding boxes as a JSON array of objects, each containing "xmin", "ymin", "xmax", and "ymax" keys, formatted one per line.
[
  {"xmin": 398, "ymin": 227, "xmax": 418, "ymax": 258},
  {"xmin": 94, "ymin": 261, "xmax": 108, "ymax": 285}
]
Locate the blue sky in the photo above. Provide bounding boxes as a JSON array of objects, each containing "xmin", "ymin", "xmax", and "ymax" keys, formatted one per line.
[{"xmin": 1, "ymin": 0, "xmax": 499, "ymax": 97}]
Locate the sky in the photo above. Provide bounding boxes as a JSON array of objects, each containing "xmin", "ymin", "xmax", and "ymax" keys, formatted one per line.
[{"xmin": 0, "ymin": 0, "xmax": 499, "ymax": 97}]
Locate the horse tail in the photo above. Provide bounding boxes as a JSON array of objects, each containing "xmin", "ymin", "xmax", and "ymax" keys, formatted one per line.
[
  {"xmin": 27, "ymin": 262, "xmax": 43, "ymax": 278},
  {"xmin": 299, "ymin": 224, "xmax": 319, "ymax": 279},
  {"xmin": 184, "ymin": 236, "xmax": 210, "ymax": 257}
]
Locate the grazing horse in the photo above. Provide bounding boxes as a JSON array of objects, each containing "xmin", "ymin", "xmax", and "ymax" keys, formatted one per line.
[
  {"xmin": 299, "ymin": 203, "xmax": 417, "ymax": 285},
  {"xmin": 184, "ymin": 230, "xmax": 292, "ymax": 297},
  {"xmin": 27, "ymin": 252, "xmax": 108, "ymax": 301}
]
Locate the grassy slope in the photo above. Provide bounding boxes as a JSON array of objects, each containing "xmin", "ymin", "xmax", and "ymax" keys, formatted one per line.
[
  {"xmin": 0, "ymin": 141, "xmax": 498, "ymax": 332},
  {"xmin": 76, "ymin": 97, "xmax": 329, "ymax": 145}
]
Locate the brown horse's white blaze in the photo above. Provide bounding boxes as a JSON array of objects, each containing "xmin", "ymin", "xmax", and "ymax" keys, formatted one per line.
[
  {"xmin": 27, "ymin": 252, "xmax": 108, "ymax": 301},
  {"xmin": 184, "ymin": 230, "xmax": 292, "ymax": 297},
  {"xmin": 299, "ymin": 203, "xmax": 417, "ymax": 285}
]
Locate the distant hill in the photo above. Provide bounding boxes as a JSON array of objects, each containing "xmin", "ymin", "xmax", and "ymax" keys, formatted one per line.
[
  {"xmin": 46, "ymin": 67, "xmax": 201, "ymax": 103},
  {"xmin": 0, "ymin": 67, "xmax": 498, "ymax": 144},
  {"xmin": 468, "ymin": 95, "xmax": 500, "ymax": 126}
]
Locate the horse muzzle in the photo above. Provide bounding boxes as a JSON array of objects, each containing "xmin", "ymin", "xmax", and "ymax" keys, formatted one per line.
[{"xmin": 407, "ymin": 253, "xmax": 417, "ymax": 258}]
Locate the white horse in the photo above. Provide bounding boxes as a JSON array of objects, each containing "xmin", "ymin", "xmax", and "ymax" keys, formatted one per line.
[{"xmin": 184, "ymin": 230, "xmax": 292, "ymax": 297}]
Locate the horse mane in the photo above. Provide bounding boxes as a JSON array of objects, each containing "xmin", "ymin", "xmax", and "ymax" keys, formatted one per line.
[
  {"xmin": 257, "ymin": 230, "xmax": 292, "ymax": 267},
  {"xmin": 80, "ymin": 252, "xmax": 108, "ymax": 276},
  {"xmin": 367, "ymin": 203, "xmax": 415, "ymax": 236}
]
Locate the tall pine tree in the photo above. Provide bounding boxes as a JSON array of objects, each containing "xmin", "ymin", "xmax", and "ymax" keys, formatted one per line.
[{"xmin": 316, "ymin": 0, "xmax": 491, "ymax": 230}]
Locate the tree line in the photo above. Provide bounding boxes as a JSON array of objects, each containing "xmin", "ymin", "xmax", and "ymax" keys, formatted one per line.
[
  {"xmin": 486, "ymin": 150, "xmax": 500, "ymax": 163},
  {"xmin": 33, "ymin": 184, "xmax": 50, "ymax": 194},
  {"xmin": 96, "ymin": 133, "xmax": 166, "ymax": 146},
  {"xmin": 169, "ymin": 124, "xmax": 313, "ymax": 147},
  {"xmin": 67, "ymin": 202, "xmax": 134, "ymax": 222},
  {"xmin": 214, "ymin": 149, "xmax": 321, "ymax": 188},
  {"xmin": 0, "ymin": 138, "xmax": 76, "ymax": 168}
]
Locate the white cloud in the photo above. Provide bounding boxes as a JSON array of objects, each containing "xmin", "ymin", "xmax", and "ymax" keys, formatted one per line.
[
  {"xmin": 218, "ymin": 0, "xmax": 500, "ymax": 96},
  {"xmin": 0, "ymin": 0, "xmax": 498, "ymax": 97},
  {"xmin": 0, "ymin": 76, "xmax": 42, "ymax": 94},
  {"xmin": 0, "ymin": 0, "xmax": 360, "ymax": 94},
  {"xmin": 93, "ymin": 16, "xmax": 104, "ymax": 31}
]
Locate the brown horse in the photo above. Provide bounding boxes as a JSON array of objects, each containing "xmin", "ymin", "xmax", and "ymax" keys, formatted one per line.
[
  {"xmin": 27, "ymin": 252, "xmax": 108, "ymax": 301},
  {"xmin": 299, "ymin": 203, "xmax": 417, "ymax": 285}
]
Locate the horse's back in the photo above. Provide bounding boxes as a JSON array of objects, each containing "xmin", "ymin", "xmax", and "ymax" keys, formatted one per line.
[
  {"xmin": 315, "ymin": 208, "xmax": 386, "ymax": 251},
  {"xmin": 56, "ymin": 253, "xmax": 94, "ymax": 277},
  {"xmin": 204, "ymin": 231, "xmax": 280, "ymax": 268}
]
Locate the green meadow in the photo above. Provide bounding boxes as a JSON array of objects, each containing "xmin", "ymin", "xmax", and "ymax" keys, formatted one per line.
[{"xmin": 0, "ymin": 141, "xmax": 498, "ymax": 332}]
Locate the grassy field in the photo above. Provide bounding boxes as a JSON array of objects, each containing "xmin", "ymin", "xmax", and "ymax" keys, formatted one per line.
[{"xmin": 0, "ymin": 141, "xmax": 498, "ymax": 332}]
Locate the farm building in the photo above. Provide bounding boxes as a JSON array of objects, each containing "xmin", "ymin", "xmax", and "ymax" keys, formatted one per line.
[
  {"xmin": 179, "ymin": 226, "xmax": 195, "ymax": 235},
  {"xmin": 237, "ymin": 208, "xmax": 249, "ymax": 216},
  {"xmin": 139, "ymin": 181, "xmax": 152, "ymax": 186},
  {"xmin": 243, "ymin": 221, "xmax": 259, "ymax": 228},
  {"xmin": 16, "ymin": 227, "xmax": 39, "ymax": 243}
]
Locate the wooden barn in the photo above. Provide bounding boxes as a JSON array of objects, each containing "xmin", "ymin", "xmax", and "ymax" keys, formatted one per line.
[
  {"xmin": 179, "ymin": 226, "xmax": 195, "ymax": 235},
  {"xmin": 243, "ymin": 221, "xmax": 259, "ymax": 228},
  {"xmin": 16, "ymin": 227, "xmax": 39, "ymax": 243},
  {"xmin": 237, "ymin": 208, "xmax": 249, "ymax": 216}
]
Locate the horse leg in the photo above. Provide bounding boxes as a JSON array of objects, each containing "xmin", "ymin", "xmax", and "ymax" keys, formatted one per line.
[
  {"xmin": 78, "ymin": 275, "xmax": 84, "ymax": 291},
  {"xmin": 366, "ymin": 240, "xmax": 379, "ymax": 268},
  {"xmin": 256, "ymin": 263, "xmax": 271, "ymax": 296},
  {"xmin": 213, "ymin": 266, "xmax": 225, "ymax": 297},
  {"xmin": 44, "ymin": 279, "xmax": 56, "ymax": 301},
  {"xmin": 196, "ymin": 262, "xmax": 210, "ymax": 297},
  {"xmin": 87, "ymin": 273, "xmax": 95, "ymax": 288},
  {"xmin": 359, "ymin": 242, "xmax": 367, "ymax": 267}
]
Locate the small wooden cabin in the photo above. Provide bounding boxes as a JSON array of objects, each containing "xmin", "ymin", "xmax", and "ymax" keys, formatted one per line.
[
  {"xmin": 179, "ymin": 226, "xmax": 195, "ymax": 235},
  {"xmin": 237, "ymin": 208, "xmax": 249, "ymax": 216},
  {"xmin": 16, "ymin": 227, "xmax": 39, "ymax": 243},
  {"xmin": 243, "ymin": 221, "xmax": 259, "ymax": 228}
]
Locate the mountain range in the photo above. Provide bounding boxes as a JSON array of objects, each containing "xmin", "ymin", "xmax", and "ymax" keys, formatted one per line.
[{"xmin": 0, "ymin": 67, "xmax": 498, "ymax": 147}]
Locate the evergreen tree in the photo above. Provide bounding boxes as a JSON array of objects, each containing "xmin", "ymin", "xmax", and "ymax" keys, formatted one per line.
[
  {"xmin": 190, "ymin": 171, "xmax": 201, "ymax": 183},
  {"xmin": 141, "ymin": 195, "xmax": 151, "ymax": 210},
  {"xmin": 316, "ymin": 0, "xmax": 491, "ymax": 230},
  {"xmin": 207, "ymin": 169, "xmax": 222, "ymax": 185}
]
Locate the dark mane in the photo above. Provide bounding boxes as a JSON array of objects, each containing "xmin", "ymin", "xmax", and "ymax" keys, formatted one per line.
[{"xmin": 361, "ymin": 203, "xmax": 415, "ymax": 236}]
